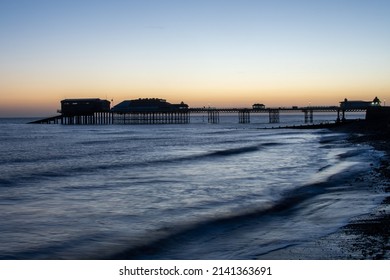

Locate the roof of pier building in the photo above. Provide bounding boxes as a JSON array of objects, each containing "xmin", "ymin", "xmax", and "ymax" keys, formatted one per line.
[
  {"xmin": 111, "ymin": 98, "xmax": 189, "ymax": 113},
  {"xmin": 60, "ymin": 98, "xmax": 111, "ymax": 116},
  {"xmin": 252, "ymin": 103, "xmax": 265, "ymax": 109}
]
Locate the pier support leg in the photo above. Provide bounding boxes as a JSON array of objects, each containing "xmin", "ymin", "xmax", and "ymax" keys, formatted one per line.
[
  {"xmin": 304, "ymin": 110, "xmax": 313, "ymax": 123},
  {"xmin": 268, "ymin": 109, "xmax": 280, "ymax": 123},
  {"xmin": 208, "ymin": 110, "xmax": 219, "ymax": 124},
  {"xmin": 239, "ymin": 110, "xmax": 250, "ymax": 123}
]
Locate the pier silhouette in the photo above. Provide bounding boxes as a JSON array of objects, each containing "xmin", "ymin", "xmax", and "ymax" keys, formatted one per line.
[{"xmin": 29, "ymin": 97, "xmax": 380, "ymax": 125}]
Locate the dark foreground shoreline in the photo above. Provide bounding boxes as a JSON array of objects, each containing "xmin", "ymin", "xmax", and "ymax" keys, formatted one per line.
[{"xmin": 260, "ymin": 120, "xmax": 390, "ymax": 259}]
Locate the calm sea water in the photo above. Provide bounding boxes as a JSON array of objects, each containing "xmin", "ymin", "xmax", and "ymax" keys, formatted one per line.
[{"xmin": 0, "ymin": 114, "xmax": 383, "ymax": 259}]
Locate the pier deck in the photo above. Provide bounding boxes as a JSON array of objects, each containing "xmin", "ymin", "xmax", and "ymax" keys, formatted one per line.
[{"xmin": 29, "ymin": 106, "xmax": 366, "ymax": 125}]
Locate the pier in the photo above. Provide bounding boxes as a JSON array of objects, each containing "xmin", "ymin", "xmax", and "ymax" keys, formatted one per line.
[
  {"xmin": 188, "ymin": 106, "xmax": 361, "ymax": 124},
  {"xmin": 29, "ymin": 97, "xmax": 378, "ymax": 125}
]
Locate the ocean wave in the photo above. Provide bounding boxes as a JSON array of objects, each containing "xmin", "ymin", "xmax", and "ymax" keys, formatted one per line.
[
  {"xmin": 108, "ymin": 174, "xmax": 354, "ymax": 260},
  {"xmin": 0, "ymin": 142, "xmax": 282, "ymax": 188},
  {"xmin": 337, "ymin": 149, "xmax": 367, "ymax": 159}
]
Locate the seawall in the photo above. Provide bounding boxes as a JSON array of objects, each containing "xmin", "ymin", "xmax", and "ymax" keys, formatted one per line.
[{"xmin": 366, "ymin": 107, "xmax": 390, "ymax": 125}]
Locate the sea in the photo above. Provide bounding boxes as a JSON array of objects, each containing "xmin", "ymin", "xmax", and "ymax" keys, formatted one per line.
[{"xmin": 0, "ymin": 112, "xmax": 385, "ymax": 259}]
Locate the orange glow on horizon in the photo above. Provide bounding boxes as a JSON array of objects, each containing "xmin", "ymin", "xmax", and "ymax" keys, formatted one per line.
[
  {"xmin": 2, "ymin": 43, "xmax": 389, "ymax": 117},
  {"xmin": 1, "ymin": 84, "xmax": 389, "ymax": 118}
]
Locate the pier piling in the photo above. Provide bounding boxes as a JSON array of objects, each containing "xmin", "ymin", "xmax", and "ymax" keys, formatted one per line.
[
  {"xmin": 269, "ymin": 109, "xmax": 280, "ymax": 123},
  {"xmin": 207, "ymin": 110, "xmax": 220, "ymax": 124},
  {"xmin": 239, "ymin": 110, "xmax": 250, "ymax": 123}
]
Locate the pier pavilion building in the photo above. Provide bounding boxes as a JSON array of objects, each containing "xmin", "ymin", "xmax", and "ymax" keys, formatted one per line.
[{"xmin": 111, "ymin": 98, "xmax": 190, "ymax": 124}]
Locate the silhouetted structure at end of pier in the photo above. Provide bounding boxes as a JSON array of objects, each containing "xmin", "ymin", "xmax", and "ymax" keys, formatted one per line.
[
  {"xmin": 28, "ymin": 98, "xmax": 112, "ymax": 124},
  {"xmin": 60, "ymin": 98, "xmax": 112, "ymax": 124}
]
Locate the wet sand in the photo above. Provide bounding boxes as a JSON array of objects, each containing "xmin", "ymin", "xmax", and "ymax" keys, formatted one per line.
[{"xmin": 259, "ymin": 120, "xmax": 390, "ymax": 259}]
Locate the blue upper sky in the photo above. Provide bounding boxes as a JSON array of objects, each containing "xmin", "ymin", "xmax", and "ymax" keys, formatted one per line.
[{"xmin": 1, "ymin": 0, "xmax": 390, "ymax": 116}]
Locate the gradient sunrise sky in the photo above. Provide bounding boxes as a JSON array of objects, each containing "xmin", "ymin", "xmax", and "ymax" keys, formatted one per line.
[{"xmin": 1, "ymin": 0, "xmax": 389, "ymax": 117}]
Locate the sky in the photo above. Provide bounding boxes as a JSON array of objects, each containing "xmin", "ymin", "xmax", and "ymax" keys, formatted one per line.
[{"xmin": 1, "ymin": 0, "xmax": 390, "ymax": 117}]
